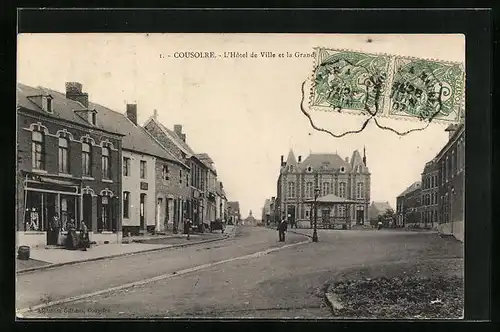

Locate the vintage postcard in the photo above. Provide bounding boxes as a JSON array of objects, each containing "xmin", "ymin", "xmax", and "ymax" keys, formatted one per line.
[{"xmin": 16, "ymin": 33, "xmax": 465, "ymax": 319}]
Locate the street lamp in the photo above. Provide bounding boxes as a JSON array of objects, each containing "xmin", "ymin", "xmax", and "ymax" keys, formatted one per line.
[{"xmin": 312, "ymin": 187, "xmax": 321, "ymax": 242}]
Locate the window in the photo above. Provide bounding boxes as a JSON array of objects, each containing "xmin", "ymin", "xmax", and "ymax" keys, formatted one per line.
[
  {"xmin": 356, "ymin": 182, "xmax": 364, "ymax": 199},
  {"xmin": 91, "ymin": 113, "xmax": 96, "ymax": 125},
  {"xmin": 445, "ymin": 156, "xmax": 449, "ymax": 182},
  {"xmin": 162, "ymin": 165, "xmax": 169, "ymax": 180},
  {"xmin": 339, "ymin": 182, "xmax": 346, "ymax": 198},
  {"xmin": 140, "ymin": 160, "xmax": 147, "ymax": 179},
  {"xmin": 102, "ymin": 147, "xmax": 110, "ymax": 179},
  {"xmin": 289, "ymin": 165, "xmax": 295, "ymax": 172},
  {"xmin": 186, "ymin": 174, "xmax": 189, "ymax": 187},
  {"xmin": 123, "ymin": 191, "xmax": 130, "ymax": 218},
  {"xmin": 340, "ymin": 166, "xmax": 345, "ymax": 173},
  {"xmin": 305, "ymin": 210, "xmax": 310, "ymax": 218},
  {"xmin": 123, "ymin": 157, "xmax": 131, "ymax": 176},
  {"xmin": 322, "ymin": 182, "xmax": 330, "ymax": 196},
  {"xmin": 179, "ymin": 169, "xmax": 182, "ymax": 184},
  {"xmin": 338, "ymin": 205, "xmax": 346, "ymax": 217},
  {"xmin": 31, "ymin": 130, "xmax": 45, "ymax": 169},
  {"xmin": 441, "ymin": 161, "xmax": 445, "ymax": 185},
  {"xmin": 82, "ymin": 142, "xmax": 92, "ymax": 177},
  {"xmin": 307, "ymin": 166, "xmax": 312, "ymax": 173},
  {"xmin": 58, "ymin": 137, "xmax": 69, "ymax": 173},
  {"xmin": 306, "ymin": 182, "xmax": 313, "ymax": 198},
  {"xmin": 287, "ymin": 182, "xmax": 295, "ymax": 198}
]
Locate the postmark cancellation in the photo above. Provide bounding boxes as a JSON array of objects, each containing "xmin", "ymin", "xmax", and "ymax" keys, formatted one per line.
[{"xmin": 310, "ymin": 47, "xmax": 465, "ymax": 124}]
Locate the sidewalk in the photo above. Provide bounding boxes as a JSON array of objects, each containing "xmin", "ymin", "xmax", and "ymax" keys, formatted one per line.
[{"xmin": 16, "ymin": 225, "xmax": 236, "ymax": 274}]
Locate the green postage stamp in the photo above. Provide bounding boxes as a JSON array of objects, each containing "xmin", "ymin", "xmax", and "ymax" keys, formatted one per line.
[{"xmin": 310, "ymin": 48, "xmax": 465, "ymax": 124}]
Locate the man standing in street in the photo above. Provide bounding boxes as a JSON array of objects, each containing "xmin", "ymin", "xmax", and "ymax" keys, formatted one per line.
[{"xmin": 277, "ymin": 216, "xmax": 288, "ymax": 242}]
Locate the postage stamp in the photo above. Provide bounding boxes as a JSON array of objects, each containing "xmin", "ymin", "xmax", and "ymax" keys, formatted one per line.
[
  {"xmin": 388, "ymin": 57, "xmax": 465, "ymax": 123},
  {"xmin": 310, "ymin": 48, "xmax": 391, "ymax": 117},
  {"xmin": 310, "ymin": 47, "xmax": 465, "ymax": 124}
]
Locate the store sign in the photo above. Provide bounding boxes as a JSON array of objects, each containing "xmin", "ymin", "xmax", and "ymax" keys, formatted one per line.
[{"xmin": 140, "ymin": 182, "xmax": 148, "ymax": 190}]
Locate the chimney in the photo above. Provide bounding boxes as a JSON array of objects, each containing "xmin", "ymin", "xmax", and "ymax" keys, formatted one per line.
[
  {"xmin": 181, "ymin": 134, "xmax": 186, "ymax": 142},
  {"xmin": 271, "ymin": 197, "xmax": 275, "ymax": 202},
  {"xmin": 363, "ymin": 146, "xmax": 367, "ymax": 166},
  {"xmin": 174, "ymin": 124, "xmax": 183, "ymax": 136},
  {"xmin": 126, "ymin": 104, "xmax": 138, "ymax": 125},
  {"xmin": 280, "ymin": 155, "xmax": 284, "ymax": 165},
  {"xmin": 298, "ymin": 156, "xmax": 302, "ymax": 163},
  {"xmin": 65, "ymin": 82, "xmax": 89, "ymax": 108},
  {"xmin": 153, "ymin": 109, "xmax": 158, "ymax": 119}
]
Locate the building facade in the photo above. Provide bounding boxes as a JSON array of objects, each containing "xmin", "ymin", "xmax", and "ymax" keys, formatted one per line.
[
  {"xmin": 420, "ymin": 159, "xmax": 439, "ymax": 229},
  {"xmin": 227, "ymin": 201, "xmax": 241, "ymax": 224},
  {"xmin": 215, "ymin": 181, "xmax": 227, "ymax": 222},
  {"xmin": 436, "ymin": 124, "xmax": 465, "ymax": 241},
  {"xmin": 261, "ymin": 199, "xmax": 272, "ymax": 225},
  {"xmin": 368, "ymin": 201, "xmax": 393, "ymax": 223},
  {"xmin": 17, "ymin": 83, "xmax": 123, "ymax": 247},
  {"xmin": 196, "ymin": 153, "xmax": 218, "ymax": 227},
  {"xmin": 144, "ymin": 117, "xmax": 215, "ymax": 232},
  {"xmin": 396, "ymin": 181, "xmax": 422, "ymax": 227},
  {"xmin": 275, "ymin": 149, "xmax": 371, "ymax": 228}
]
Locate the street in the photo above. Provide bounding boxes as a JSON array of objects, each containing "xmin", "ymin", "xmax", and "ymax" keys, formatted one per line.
[{"xmin": 17, "ymin": 226, "xmax": 463, "ymax": 319}]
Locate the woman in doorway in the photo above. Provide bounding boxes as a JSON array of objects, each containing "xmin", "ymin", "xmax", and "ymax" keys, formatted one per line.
[
  {"xmin": 65, "ymin": 218, "xmax": 78, "ymax": 250},
  {"xmin": 79, "ymin": 221, "xmax": 90, "ymax": 250}
]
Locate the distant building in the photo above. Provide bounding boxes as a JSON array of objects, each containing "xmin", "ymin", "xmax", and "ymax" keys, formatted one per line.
[
  {"xmin": 261, "ymin": 199, "xmax": 271, "ymax": 225},
  {"xmin": 396, "ymin": 181, "xmax": 422, "ymax": 227},
  {"xmin": 244, "ymin": 210, "xmax": 257, "ymax": 226},
  {"xmin": 215, "ymin": 181, "xmax": 227, "ymax": 222},
  {"xmin": 227, "ymin": 201, "xmax": 241, "ymax": 224},
  {"xmin": 275, "ymin": 149, "xmax": 371, "ymax": 228},
  {"xmin": 420, "ymin": 159, "xmax": 439, "ymax": 229},
  {"xmin": 436, "ymin": 124, "xmax": 465, "ymax": 241},
  {"xmin": 368, "ymin": 201, "xmax": 393, "ymax": 222}
]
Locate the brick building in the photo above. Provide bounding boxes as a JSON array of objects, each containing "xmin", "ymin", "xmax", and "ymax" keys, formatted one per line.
[
  {"xmin": 275, "ymin": 149, "xmax": 371, "ymax": 228},
  {"xmin": 261, "ymin": 199, "xmax": 272, "ymax": 225},
  {"xmin": 395, "ymin": 181, "xmax": 422, "ymax": 227},
  {"xmin": 436, "ymin": 124, "xmax": 465, "ymax": 241},
  {"xmin": 144, "ymin": 116, "xmax": 210, "ymax": 232},
  {"xmin": 16, "ymin": 83, "xmax": 123, "ymax": 247},
  {"xmin": 420, "ymin": 159, "xmax": 439, "ymax": 229}
]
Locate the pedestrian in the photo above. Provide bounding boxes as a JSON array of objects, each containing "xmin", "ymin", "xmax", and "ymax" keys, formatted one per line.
[
  {"xmin": 277, "ymin": 217, "xmax": 287, "ymax": 242},
  {"xmin": 79, "ymin": 221, "xmax": 90, "ymax": 250},
  {"xmin": 50, "ymin": 213, "xmax": 60, "ymax": 245}
]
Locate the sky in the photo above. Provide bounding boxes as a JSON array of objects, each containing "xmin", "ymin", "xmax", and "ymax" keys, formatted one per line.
[{"xmin": 17, "ymin": 33, "xmax": 465, "ymax": 218}]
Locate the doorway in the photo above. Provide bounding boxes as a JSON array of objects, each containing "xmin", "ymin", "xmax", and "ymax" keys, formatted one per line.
[
  {"xmin": 156, "ymin": 197, "xmax": 163, "ymax": 232},
  {"xmin": 287, "ymin": 205, "xmax": 296, "ymax": 227},
  {"xmin": 356, "ymin": 206, "xmax": 365, "ymax": 225},
  {"xmin": 82, "ymin": 194, "xmax": 92, "ymax": 230},
  {"xmin": 140, "ymin": 193, "xmax": 146, "ymax": 231}
]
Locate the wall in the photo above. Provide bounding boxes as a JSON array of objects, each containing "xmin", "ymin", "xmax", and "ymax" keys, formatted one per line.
[{"xmin": 121, "ymin": 150, "xmax": 156, "ymax": 230}]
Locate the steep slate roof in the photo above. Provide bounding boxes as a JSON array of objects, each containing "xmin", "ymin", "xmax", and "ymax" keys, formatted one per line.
[
  {"xmin": 397, "ymin": 181, "xmax": 422, "ymax": 198},
  {"xmin": 370, "ymin": 201, "xmax": 393, "ymax": 214},
  {"xmin": 196, "ymin": 153, "xmax": 217, "ymax": 174},
  {"xmin": 17, "ymin": 83, "xmax": 119, "ymax": 135},
  {"xmin": 158, "ymin": 122, "xmax": 196, "ymax": 156},
  {"xmin": 298, "ymin": 153, "xmax": 350, "ymax": 172},
  {"xmin": 18, "ymin": 83, "xmax": 182, "ymax": 163}
]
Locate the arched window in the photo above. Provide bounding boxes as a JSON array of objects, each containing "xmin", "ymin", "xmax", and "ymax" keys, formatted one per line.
[
  {"xmin": 289, "ymin": 165, "xmax": 295, "ymax": 172},
  {"xmin": 101, "ymin": 146, "xmax": 111, "ymax": 179},
  {"xmin": 356, "ymin": 182, "xmax": 364, "ymax": 199},
  {"xmin": 339, "ymin": 182, "xmax": 346, "ymax": 198},
  {"xmin": 287, "ymin": 182, "xmax": 295, "ymax": 199},
  {"xmin": 58, "ymin": 137, "xmax": 69, "ymax": 173},
  {"xmin": 82, "ymin": 142, "xmax": 92, "ymax": 177},
  {"xmin": 31, "ymin": 130, "xmax": 45, "ymax": 170}
]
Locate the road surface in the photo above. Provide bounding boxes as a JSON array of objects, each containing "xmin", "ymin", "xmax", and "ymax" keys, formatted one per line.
[{"xmin": 17, "ymin": 226, "xmax": 463, "ymax": 319}]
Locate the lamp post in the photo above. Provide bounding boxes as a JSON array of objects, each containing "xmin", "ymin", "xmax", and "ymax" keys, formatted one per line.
[{"xmin": 312, "ymin": 187, "xmax": 320, "ymax": 242}]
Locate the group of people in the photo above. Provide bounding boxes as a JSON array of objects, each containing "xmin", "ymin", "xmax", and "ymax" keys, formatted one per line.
[{"xmin": 49, "ymin": 213, "xmax": 90, "ymax": 250}]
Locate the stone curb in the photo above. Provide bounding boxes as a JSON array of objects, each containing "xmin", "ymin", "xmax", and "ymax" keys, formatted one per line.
[
  {"xmin": 17, "ymin": 232, "xmax": 234, "ymax": 275},
  {"xmin": 289, "ymin": 230, "xmax": 313, "ymax": 239}
]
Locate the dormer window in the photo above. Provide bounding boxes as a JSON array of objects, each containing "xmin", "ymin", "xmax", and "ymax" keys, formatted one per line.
[
  {"xmin": 340, "ymin": 166, "xmax": 345, "ymax": 173},
  {"xmin": 307, "ymin": 166, "xmax": 313, "ymax": 173},
  {"xmin": 289, "ymin": 165, "xmax": 295, "ymax": 172},
  {"xmin": 91, "ymin": 112, "xmax": 96, "ymax": 125},
  {"xmin": 43, "ymin": 95, "xmax": 53, "ymax": 113}
]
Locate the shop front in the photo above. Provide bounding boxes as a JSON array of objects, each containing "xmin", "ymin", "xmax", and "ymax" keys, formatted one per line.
[
  {"xmin": 18, "ymin": 174, "xmax": 81, "ymax": 247},
  {"xmin": 17, "ymin": 173, "xmax": 121, "ymax": 247}
]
